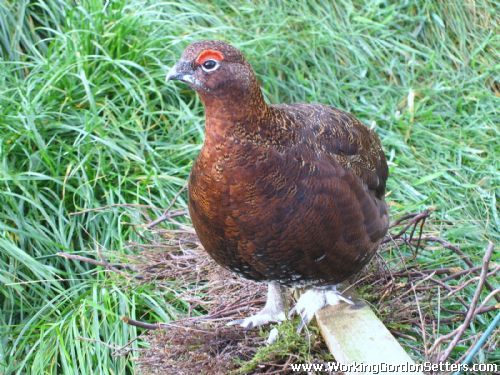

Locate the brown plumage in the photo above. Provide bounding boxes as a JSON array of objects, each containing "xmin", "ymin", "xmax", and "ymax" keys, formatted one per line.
[{"xmin": 167, "ymin": 40, "xmax": 389, "ymax": 329}]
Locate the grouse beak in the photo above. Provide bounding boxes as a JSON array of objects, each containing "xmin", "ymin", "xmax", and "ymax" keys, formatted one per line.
[{"xmin": 166, "ymin": 61, "xmax": 195, "ymax": 84}]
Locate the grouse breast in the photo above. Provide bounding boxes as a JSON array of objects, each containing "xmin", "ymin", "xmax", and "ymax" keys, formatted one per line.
[{"xmin": 188, "ymin": 102, "xmax": 389, "ymax": 286}]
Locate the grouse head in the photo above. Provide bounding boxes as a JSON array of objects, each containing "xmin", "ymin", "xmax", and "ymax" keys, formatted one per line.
[{"xmin": 167, "ymin": 40, "xmax": 266, "ymax": 120}]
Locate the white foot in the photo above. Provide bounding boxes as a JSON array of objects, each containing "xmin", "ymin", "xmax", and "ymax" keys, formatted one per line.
[
  {"xmin": 289, "ymin": 285, "xmax": 353, "ymax": 332},
  {"xmin": 228, "ymin": 281, "xmax": 286, "ymax": 329}
]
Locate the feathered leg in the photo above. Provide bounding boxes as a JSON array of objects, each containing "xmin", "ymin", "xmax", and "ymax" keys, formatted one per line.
[
  {"xmin": 228, "ymin": 281, "xmax": 286, "ymax": 329},
  {"xmin": 289, "ymin": 285, "xmax": 353, "ymax": 332}
]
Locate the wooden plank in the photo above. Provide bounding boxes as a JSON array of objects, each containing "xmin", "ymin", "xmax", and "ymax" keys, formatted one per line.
[{"xmin": 315, "ymin": 293, "xmax": 424, "ymax": 375}]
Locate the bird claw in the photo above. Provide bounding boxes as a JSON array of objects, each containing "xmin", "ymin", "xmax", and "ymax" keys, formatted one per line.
[
  {"xmin": 289, "ymin": 302, "xmax": 315, "ymax": 333},
  {"xmin": 226, "ymin": 318, "xmax": 246, "ymax": 327},
  {"xmin": 289, "ymin": 286, "xmax": 353, "ymax": 333},
  {"xmin": 228, "ymin": 281, "xmax": 286, "ymax": 330},
  {"xmin": 227, "ymin": 311, "xmax": 286, "ymax": 330}
]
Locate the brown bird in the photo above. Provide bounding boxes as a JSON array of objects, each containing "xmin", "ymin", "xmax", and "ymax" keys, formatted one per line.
[{"xmin": 167, "ymin": 40, "xmax": 389, "ymax": 330}]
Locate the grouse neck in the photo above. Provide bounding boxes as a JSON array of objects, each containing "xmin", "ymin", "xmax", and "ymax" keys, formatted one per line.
[{"xmin": 201, "ymin": 87, "xmax": 269, "ymax": 140}]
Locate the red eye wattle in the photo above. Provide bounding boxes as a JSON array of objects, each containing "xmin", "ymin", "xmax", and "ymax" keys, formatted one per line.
[{"xmin": 196, "ymin": 49, "xmax": 224, "ymax": 65}]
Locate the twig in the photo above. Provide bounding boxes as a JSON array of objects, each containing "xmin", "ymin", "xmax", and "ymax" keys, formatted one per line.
[
  {"xmin": 393, "ymin": 267, "xmax": 466, "ymax": 278},
  {"xmin": 112, "ymin": 335, "xmax": 145, "ymax": 357},
  {"xmin": 58, "ymin": 252, "xmax": 107, "ymax": 267},
  {"xmin": 416, "ymin": 236, "xmax": 499, "ymax": 303},
  {"xmin": 397, "ymin": 271, "xmax": 437, "ymax": 300},
  {"xmin": 411, "ymin": 282, "xmax": 428, "ymax": 358},
  {"xmin": 420, "ymin": 274, "xmax": 469, "ymax": 309},
  {"xmin": 95, "ymin": 243, "xmax": 127, "ymax": 275},
  {"xmin": 121, "ymin": 316, "xmax": 165, "ymax": 330},
  {"xmin": 414, "ymin": 212, "xmax": 427, "ymax": 254},
  {"xmin": 382, "ymin": 210, "xmax": 431, "ymax": 244},
  {"xmin": 446, "ymin": 266, "xmax": 499, "ymax": 297},
  {"xmin": 57, "ymin": 252, "xmax": 138, "ymax": 275},
  {"xmin": 476, "ymin": 289, "xmax": 499, "ymax": 309},
  {"xmin": 342, "ymin": 274, "xmax": 373, "ymax": 294},
  {"xmin": 69, "ymin": 203, "xmax": 157, "ymax": 216},
  {"xmin": 58, "ymin": 252, "xmax": 125, "ymax": 269},
  {"xmin": 147, "ymin": 184, "xmax": 188, "ymax": 229},
  {"xmin": 389, "ymin": 209, "xmax": 432, "ymax": 228},
  {"xmin": 376, "ymin": 252, "xmax": 395, "ymax": 284},
  {"xmin": 77, "ymin": 336, "xmax": 123, "ymax": 351},
  {"xmin": 449, "ymin": 305, "xmax": 498, "ymax": 317},
  {"xmin": 440, "ymin": 265, "xmax": 483, "ymax": 282},
  {"xmin": 390, "ymin": 330, "xmax": 418, "ymax": 341},
  {"xmin": 454, "ymin": 312, "xmax": 500, "ymax": 368},
  {"xmin": 433, "ymin": 242, "xmax": 494, "ymax": 362}
]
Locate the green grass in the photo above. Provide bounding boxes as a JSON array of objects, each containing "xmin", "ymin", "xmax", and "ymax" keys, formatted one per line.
[{"xmin": 0, "ymin": 0, "xmax": 498, "ymax": 373}]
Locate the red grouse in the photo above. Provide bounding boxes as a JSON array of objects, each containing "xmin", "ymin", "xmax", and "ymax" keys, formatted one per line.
[{"xmin": 167, "ymin": 40, "xmax": 389, "ymax": 330}]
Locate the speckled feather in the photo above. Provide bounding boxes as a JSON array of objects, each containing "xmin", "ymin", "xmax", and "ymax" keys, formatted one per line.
[{"xmin": 173, "ymin": 41, "xmax": 389, "ymax": 286}]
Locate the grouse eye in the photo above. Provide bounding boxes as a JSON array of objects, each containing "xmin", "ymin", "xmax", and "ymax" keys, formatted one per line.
[{"xmin": 201, "ymin": 59, "xmax": 219, "ymax": 72}]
